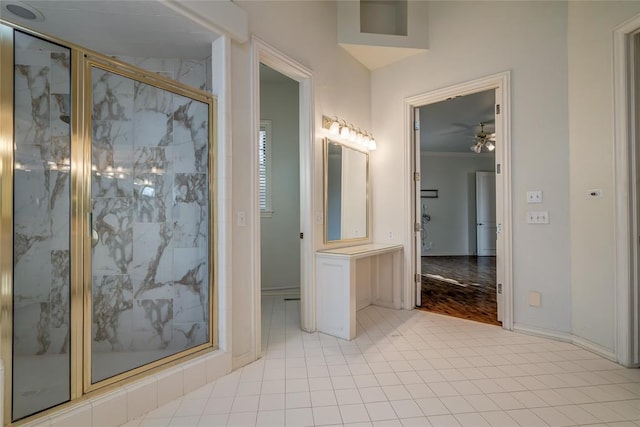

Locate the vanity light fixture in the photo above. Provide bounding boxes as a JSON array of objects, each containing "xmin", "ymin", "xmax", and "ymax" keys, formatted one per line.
[{"xmin": 322, "ymin": 115, "xmax": 377, "ymax": 151}]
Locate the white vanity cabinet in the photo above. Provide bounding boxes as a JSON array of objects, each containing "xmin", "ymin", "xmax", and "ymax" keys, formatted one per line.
[{"xmin": 315, "ymin": 244, "xmax": 403, "ymax": 340}]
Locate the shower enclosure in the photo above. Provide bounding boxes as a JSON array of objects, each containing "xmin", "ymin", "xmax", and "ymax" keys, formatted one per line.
[{"xmin": 0, "ymin": 24, "xmax": 217, "ymax": 424}]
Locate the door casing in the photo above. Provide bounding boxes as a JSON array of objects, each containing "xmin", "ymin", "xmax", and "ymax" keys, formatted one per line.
[
  {"xmin": 404, "ymin": 71, "xmax": 513, "ymax": 330},
  {"xmin": 613, "ymin": 14, "xmax": 640, "ymax": 367}
]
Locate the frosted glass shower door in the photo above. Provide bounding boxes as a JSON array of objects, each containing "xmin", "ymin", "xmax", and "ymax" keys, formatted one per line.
[
  {"xmin": 11, "ymin": 31, "xmax": 72, "ymax": 421},
  {"xmin": 89, "ymin": 65, "xmax": 212, "ymax": 384}
]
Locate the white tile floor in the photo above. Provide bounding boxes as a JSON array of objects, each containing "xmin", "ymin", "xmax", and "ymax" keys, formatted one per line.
[{"xmin": 123, "ymin": 296, "xmax": 640, "ymax": 426}]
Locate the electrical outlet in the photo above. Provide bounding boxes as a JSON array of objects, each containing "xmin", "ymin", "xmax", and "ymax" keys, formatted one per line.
[
  {"xmin": 527, "ymin": 211, "xmax": 549, "ymax": 224},
  {"xmin": 387, "ymin": 231, "xmax": 394, "ymax": 240},
  {"xmin": 528, "ymin": 291, "xmax": 541, "ymax": 307},
  {"xmin": 315, "ymin": 211, "xmax": 323, "ymax": 225},
  {"xmin": 527, "ymin": 190, "xmax": 543, "ymax": 203}
]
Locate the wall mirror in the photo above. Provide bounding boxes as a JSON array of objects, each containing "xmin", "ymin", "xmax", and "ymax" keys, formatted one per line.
[{"xmin": 324, "ymin": 138, "xmax": 369, "ymax": 243}]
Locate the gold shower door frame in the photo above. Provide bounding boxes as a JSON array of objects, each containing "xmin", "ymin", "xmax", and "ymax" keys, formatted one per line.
[{"xmin": 0, "ymin": 21, "xmax": 217, "ymax": 425}]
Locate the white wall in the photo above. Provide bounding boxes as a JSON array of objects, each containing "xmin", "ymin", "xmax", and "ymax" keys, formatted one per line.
[
  {"xmin": 260, "ymin": 77, "xmax": 301, "ymax": 290},
  {"xmin": 421, "ymin": 153, "xmax": 495, "ymax": 256},
  {"xmin": 231, "ymin": 1, "xmax": 371, "ymax": 361},
  {"xmin": 227, "ymin": 0, "xmax": 640, "ymax": 365},
  {"xmin": 568, "ymin": 2, "xmax": 640, "ymax": 352},
  {"xmin": 372, "ymin": 1, "xmax": 572, "ymax": 333}
]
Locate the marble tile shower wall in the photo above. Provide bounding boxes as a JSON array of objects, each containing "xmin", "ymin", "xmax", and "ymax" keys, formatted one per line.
[
  {"xmin": 90, "ymin": 59, "xmax": 211, "ymax": 382},
  {"xmin": 9, "ymin": 43, "xmax": 212, "ymax": 419},
  {"xmin": 12, "ymin": 34, "xmax": 72, "ymax": 419},
  {"xmin": 114, "ymin": 56, "xmax": 212, "ymax": 93}
]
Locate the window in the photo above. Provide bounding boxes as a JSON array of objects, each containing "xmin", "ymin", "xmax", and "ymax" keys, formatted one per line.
[{"xmin": 259, "ymin": 120, "xmax": 273, "ymax": 216}]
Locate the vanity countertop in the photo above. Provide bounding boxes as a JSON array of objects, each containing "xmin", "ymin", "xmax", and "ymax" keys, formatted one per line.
[{"xmin": 317, "ymin": 243, "xmax": 403, "ymax": 258}]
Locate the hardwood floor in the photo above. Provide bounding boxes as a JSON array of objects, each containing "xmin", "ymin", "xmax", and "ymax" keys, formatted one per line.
[{"xmin": 418, "ymin": 256, "xmax": 500, "ymax": 326}]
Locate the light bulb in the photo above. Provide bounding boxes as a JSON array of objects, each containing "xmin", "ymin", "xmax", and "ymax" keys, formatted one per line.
[
  {"xmin": 349, "ymin": 127, "xmax": 358, "ymax": 142},
  {"xmin": 340, "ymin": 124, "xmax": 350, "ymax": 139},
  {"xmin": 328, "ymin": 119, "xmax": 340, "ymax": 135}
]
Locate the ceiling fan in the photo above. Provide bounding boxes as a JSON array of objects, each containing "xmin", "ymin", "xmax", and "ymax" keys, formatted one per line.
[{"xmin": 470, "ymin": 122, "xmax": 496, "ymax": 153}]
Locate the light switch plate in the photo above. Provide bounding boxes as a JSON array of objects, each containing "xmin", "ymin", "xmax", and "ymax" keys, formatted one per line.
[
  {"xmin": 527, "ymin": 190, "xmax": 543, "ymax": 203},
  {"xmin": 538, "ymin": 211, "xmax": 549, "ymax": 224},
  {"xmin": 527, "ymin": 211, "xmax": 549, "ymax": 224}
]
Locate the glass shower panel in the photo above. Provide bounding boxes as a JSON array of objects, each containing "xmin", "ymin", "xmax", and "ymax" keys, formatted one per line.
[
  {"xmin": 90, "ymin": 67, "xmax": 210, "ymax": 383},
  {"xmin": 12, "ymin": 31, "xmax": 71, "ymax": 420}
]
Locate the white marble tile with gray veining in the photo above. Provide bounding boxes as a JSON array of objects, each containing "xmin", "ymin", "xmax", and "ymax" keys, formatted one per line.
[
  {"xmin": 92, "ymin": 120, "xmax": 134, "ymax": 198},
  {"xmin": 92, "ymin": 197, "xmax": 134, "ymax": 275},
  {"xmin": 132, "ymin": 298, "xmax": 174, "ymax": 350},
  {"xmin": 12, "ymin": 36, "xmax": 72, "ymax": 420},
  {"xmin": 133, "ymin": 147, "xmax": 173, "ymax": 224},
  {"xmin": 92, "ymin": 68, "xmax": 134, "ymax": 121},
  {"xmin": 14, "ymin": 64, "xmax": 51, "ymax": 152},
  {"xmin": 173, "ymin": 95, "xmax": 209, "ymax": 174},
  {"xmin": 131, "ymin": 222, "xmax": 174, "ymax": 297},
  {"xmin": 92, "ymin": 274, "xmax": 134, "ymax": 353}
]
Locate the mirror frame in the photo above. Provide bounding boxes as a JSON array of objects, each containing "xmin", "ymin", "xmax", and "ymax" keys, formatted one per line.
[{"xmin": 323, "ymin": 138, "xmax": 370, "ymax": 244}]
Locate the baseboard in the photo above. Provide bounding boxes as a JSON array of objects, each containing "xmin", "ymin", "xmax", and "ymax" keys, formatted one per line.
[
  {"xmin": 571, "ymin": 335, "xmax": 616, "ymax": 362},
  {"xmin": 261, "ymin": 286, "xmax": 301, "ymax": 297},
  {"xmin": 513, "ymin": 324, "xmax": 572, "ymax": 342},
  {"xmin": 232, "ymin": 350, "xmax": 256, "ymax": 370},
  {"xmin": 513, "ymin": 323, "xmax": 617, "ymax": 362}
]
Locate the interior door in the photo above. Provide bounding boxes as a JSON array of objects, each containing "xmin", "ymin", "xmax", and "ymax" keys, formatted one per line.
[
  {"xmin": 476, "ymin": 171, "xmax": 496, "ymax": 256},
  {"xmin": 414, "ymin": 108, "xmax": 422, "ymax": 306}
]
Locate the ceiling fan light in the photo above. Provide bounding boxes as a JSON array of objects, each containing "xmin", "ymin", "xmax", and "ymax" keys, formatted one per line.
[{"xmin": 486, "ymin": 141, "xmax": 495, "ymax": 151}]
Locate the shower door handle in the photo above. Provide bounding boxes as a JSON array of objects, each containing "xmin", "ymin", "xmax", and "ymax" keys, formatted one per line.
[{"xmin": 89, "ymin": 212, "xmax": 99, "ymax": 248}]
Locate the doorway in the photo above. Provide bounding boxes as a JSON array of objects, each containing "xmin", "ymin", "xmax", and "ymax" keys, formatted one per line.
[
  {"xmin": 251, "ymin": 37, "xmax": 314, "ymax": 361},
  {"xmin": 405, "ymin": 72, "xmax": 513, "ymax": 330},
  {"xmin": 613, "ymin": 23, "xmax": 640, "ymax": 367},
  {"xmin": 416, "ymin": 90, "xmax": 499, "ymax": 326},
  {"xmin": 258, "ymin": 64, "xmax": 301, "ymax": 352}
]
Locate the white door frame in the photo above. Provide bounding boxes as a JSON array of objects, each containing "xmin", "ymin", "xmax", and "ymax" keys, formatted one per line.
[
  {"xmin": 613, "ymin": 13, "xmax": 640, "ymax": 368},
  {"xmin": 251, "ymin": 37, "xmax": 315, "ymax": 359},
  {"xmin": 404, "ymin": 71, "xmax": 513, "ymax": 330}
]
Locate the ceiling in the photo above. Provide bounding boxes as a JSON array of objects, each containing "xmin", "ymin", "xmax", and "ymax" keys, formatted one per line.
[
  {"xmin": 420, "ymin": 89, "xmax": 496, "ymax": 153},
  {"xmin": 0, "ymin": 0, "xmax": 220, "ymax": 59}
]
